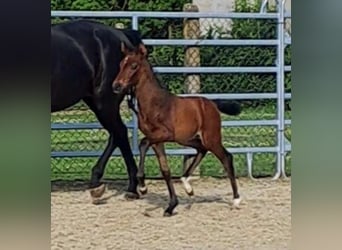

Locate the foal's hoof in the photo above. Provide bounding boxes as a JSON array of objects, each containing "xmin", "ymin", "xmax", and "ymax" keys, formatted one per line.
[
  {"xmin": 89, "ymin": 184, "xmax": 106, "ymax": 199},
  {"xmin": 181, "ymin": 177, "xmax": 194, "ymax": 196},
  {"xmin": 124, "ymin": 191, "xmax": 140, "ymax": 200},
  {"xmin": 163, "ymin": 207, "xmax": 176, "ymax": 217},
  {"xmin": 186, "ymin": 189, "xmax": 194, "ymax": 196},
  {"xmin": 138, "ymin": 185, "xmax": 148, "ymax": 195},
  {"xmin": 232, "ymin": 197, "xmax": 242, "ymax": 209}
]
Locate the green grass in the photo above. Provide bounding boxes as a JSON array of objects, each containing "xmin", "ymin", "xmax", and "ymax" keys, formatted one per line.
[{"xmin": 51, "ymin": 101, "xmax": 291, "ymax": 180}]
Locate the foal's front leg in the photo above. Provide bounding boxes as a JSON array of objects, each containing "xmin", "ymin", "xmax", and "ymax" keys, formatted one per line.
[
  {"xmin": 137, "ymin": 137, "xmax": 151, "ymax": 194},
  {"xmin": 152, "ymin": 143, "xmax": 179, "ymax": 216}
]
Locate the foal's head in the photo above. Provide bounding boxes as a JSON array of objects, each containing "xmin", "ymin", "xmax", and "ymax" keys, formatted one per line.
[{"xmin": 112, "ymin": 42, "xmax": 148, "ymax": 94}]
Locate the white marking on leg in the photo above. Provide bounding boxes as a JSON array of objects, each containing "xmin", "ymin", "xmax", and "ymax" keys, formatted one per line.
[
  {"xmin": 181, "ymin": 177, "xmax": 193, "ymax": 194},
  {"xmin": 139, "ymin": 186, "xmax": 147, "ymax": 193},
  {"xmin": 233, "ymin": 197, "xmax": 241, "ymax": 208}
]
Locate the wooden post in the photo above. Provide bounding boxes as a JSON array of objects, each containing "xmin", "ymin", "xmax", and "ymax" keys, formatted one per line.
[
  {"xmin": 183, "ymin": 4, "xmax": 201, "ymax": 177},
  {"xmin": 183, "ymin": 3, "xmax": 201, "ymax": 93}
]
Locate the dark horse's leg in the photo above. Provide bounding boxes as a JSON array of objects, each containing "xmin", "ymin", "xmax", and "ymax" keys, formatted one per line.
[
  {"xmin": 84, "ymin": 96, "xmax": 139, "ymax": 200},
  {"xmin": 152, "ymin": 143, "xmax": 178, "ymax": 216},
  {"xmin": 137, "ymin": 137, "xmax": 151, "ymax": 195},
  {"xmin": 179, "ymin": 138, "xmax": 207, "ymax": 196}
]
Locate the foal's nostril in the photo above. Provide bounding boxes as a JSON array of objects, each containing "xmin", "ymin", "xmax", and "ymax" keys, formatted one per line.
[{"xmin": 112, "ymin": 84, "xmax": 122, "ymax": 93}]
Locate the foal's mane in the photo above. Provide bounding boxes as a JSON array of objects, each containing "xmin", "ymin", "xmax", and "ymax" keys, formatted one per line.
[{"xmin": 145, "ymin": 59, "xmax": 168, "ymax": 90}]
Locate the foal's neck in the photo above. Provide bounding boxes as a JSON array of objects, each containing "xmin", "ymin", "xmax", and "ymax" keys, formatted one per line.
[{"xmin": 135, "ymin": 61, "xmax": 171, "ymax": 108}]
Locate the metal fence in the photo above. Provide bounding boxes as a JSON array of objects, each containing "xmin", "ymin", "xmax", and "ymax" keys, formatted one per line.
[{"xmin": 51, "ymin": 0, "xmax": 291, "ymax": 180}]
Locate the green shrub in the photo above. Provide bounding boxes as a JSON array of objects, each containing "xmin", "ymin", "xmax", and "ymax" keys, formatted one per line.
[{"xmin": 51, "ymin": 0, "xmax": 291, "ymax": 107}]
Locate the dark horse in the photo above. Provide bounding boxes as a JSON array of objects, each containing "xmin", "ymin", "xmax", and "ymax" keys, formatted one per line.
[
  {"xmin": 112, "ymin": 43, "xmax": 242, "ymax": 216},
  {"xmin": 51, "ymin": 20, "xmax": 143, "ymax": 200}
]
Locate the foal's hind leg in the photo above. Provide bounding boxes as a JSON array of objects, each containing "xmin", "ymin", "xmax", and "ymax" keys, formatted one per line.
[
  {"xmin": 179, "ymin": 139, "xmax": 207, "ymax": 196},
  {"xmin": 137, "ymin": 137, "xmax": 151, "ymax": 195},
  {"xmin": 152, "ymin": 143, "xmax": 178, "ymax": 216},
  {"xmin": 209, "ymin": 144, "xmax": 241, "ymax": 208},
  {"xmin": 181, "ymin": 150, "xmax": 206, "ymax": 195}
]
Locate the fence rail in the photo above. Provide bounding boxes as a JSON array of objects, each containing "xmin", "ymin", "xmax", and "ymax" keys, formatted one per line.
[
  {"xmin": 51, "ymin": 10, "xmax": 280, "ymax": 19},
  {"xmin": 51, "ymin": 1, "xmax": 291, "ymax": 180},
  {"xmin": 152, "ymin": 66, "xmax": 291, "ymax": 73}
]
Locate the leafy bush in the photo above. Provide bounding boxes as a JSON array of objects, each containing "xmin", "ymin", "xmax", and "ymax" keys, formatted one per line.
[{"xmin": 51, "ymin": 0, "xmax": 291, "ymax": 107}]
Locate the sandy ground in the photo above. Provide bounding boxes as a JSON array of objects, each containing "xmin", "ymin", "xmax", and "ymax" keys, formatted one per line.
[{"xmin": 51, "ymin": 177, "xmax": 291, "ymax": 250}]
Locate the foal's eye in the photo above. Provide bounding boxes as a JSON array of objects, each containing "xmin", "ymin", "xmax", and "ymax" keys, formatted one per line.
[{"xmin": 131, "ymin": 63, "xmax": 138, "ymax": 70}]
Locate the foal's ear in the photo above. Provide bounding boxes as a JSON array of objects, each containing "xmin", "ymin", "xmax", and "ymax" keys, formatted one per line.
[
  {"xmin": 121, "ymin": 42, "xmax": 129, "ymax": 55},
  {"xmin": 138, "ymin": 44, "xmax": 148, "ymax": 57}
]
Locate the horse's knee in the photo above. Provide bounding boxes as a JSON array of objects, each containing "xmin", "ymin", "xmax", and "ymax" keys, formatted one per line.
[
  {"xmin": 161, "ymin": 169, "xmax": 171, "ymax": 179},
  {"xmin": 139, "ymin": 137, "xmax": 149, "ymax": 146},
  {"xmin": 137, "ymin": 171, "xmax": 145, "ymax": 178},
  {"xmin": 139, "ymin": 138, "xmax": 150, "ymax": 152},
  {"xmin": 225, "ymin": 149, "xmax": 233, "ymax": 158}
]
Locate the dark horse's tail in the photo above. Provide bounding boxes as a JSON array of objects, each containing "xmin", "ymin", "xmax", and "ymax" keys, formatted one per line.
[{"xmin": 211, "ymin": 99, "xmax": 242, "ymax": 116}]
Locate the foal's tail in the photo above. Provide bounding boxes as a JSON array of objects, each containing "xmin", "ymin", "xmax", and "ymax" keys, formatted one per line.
[{"xmin": 211, "ymin": 99, "xmax": 242, "ymax": 116}]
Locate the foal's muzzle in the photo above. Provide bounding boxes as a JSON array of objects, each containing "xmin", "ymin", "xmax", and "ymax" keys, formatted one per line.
[{"xmin": 112, "ymin": 83, "xmax": 123, "ymax": 94}]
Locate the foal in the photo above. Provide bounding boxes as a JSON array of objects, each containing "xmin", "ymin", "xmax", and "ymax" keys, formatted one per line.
[{"xmin": 113, "ymin": 43, "xmax": 241, "ymax": 216}]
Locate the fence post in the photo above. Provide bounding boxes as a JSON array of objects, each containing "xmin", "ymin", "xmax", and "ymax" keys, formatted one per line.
[
  {"xmin": 274, "ymin": 0, "xmax": 286, "ymax": 180},
  {"xmin": 183, "ymin": 3, "xmax": 201, "ymax": 93},
  {"xmin": 183, "ymin": 3, "xmax": 201, "ymax": 177}
]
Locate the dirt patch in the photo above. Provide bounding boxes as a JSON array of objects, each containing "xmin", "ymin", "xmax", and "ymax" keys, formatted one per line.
[{"xmin": 51, "ymin": 177, "xmax": 291, "ymax": 250}]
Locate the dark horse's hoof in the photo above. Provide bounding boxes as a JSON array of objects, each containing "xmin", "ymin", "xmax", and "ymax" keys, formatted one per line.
[
  {"xmin": 124, "ymin": 191, "xmax": 140, "ymax": 200},
  {"xmin": 89, "ymin": 183, "xmax": 106, "ymax": 199},
  {"xmin": 163, "ymin": 211, "xmax": 173, "ymax": 217}
]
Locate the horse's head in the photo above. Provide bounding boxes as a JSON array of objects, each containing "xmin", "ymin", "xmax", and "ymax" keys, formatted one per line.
[{"xmin": 112, "ymin": 42, "xmax": 147, "ymax": 94}]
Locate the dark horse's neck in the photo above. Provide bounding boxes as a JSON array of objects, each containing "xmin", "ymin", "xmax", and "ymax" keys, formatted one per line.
[{"xmin": 135, "ymin": 60, "xmax": 173, "ymax": 112}]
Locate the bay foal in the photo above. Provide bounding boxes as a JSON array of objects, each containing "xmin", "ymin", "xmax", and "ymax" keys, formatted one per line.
[{"xmin": 113, "ymin": 43, "xmax": 241, "ymax": 216}]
